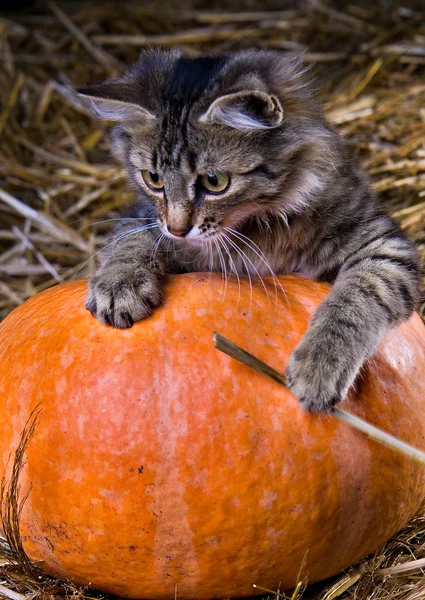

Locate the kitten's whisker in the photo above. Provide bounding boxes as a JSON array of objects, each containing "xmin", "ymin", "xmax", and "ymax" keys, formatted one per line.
[
  {"xmin": 219, "ymin": 233, "xmax": 253, "ymax": 312},
  {"xmin": 71, "ymin": 244, "xmax": 113, "ymax": 280},
  {"xmin": 112, "ymin": 223, "xmax": 158, "ymax": 241},
  {"xmin": 164, "ymin": 236, "xmax": 172, "ymax": 262},
  {"xmin": 217, "ymin": 234, "xmax": 241, "ymax": 309},
  {"xmin": 224, "ymin": 226, "xmax": 288, "ymax": 310},
  {"xmin": 213, "ymin": 238, "xmax": 228, "ymax": 299},
  {"xmin": 217, "ymin": 237, "xmax": 229, "ymax": 301},
  {"xmin": 221, "ymin": 231, "xmax": 272, "ymax": 312},
  {"xmin": 150, "ymin": 233, "xmax": 166, "ymax": 266},
  {"xmin": 75, "ymin": 217, "xmax": 155, "ymax": 234},
  {"xmin": 202, "ymin": 239, "xmax": 214, "ymax": 283},
  {"xmin": 112, "ymin": 224, "xmax": 158, "ymax": 263},
  {"xmin": 209, "ymin": 242, "xmax": 214, "ymax": 280},
  {"xmin": 207, "ymin": 240, "xmax": 214, "ymax": 275},
  {"xmin": 70, "ymin": 224, "xmax": 157, "ymax": 279},
  {"xmin": 102, "ymin": 223, "xmax": 157, "ymax": 245}
]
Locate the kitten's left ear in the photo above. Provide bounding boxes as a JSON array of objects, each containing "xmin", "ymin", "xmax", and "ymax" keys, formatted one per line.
[
  {"xmin": 199, "ymin": 90, "xmax": 284, "ymax": 130},
  {"xmin": 77, "ymin": 80, "xmax": 155, "ymax": 123}
]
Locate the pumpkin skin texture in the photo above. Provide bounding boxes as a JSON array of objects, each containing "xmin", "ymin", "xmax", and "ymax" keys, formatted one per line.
[{"xmin": 1, "ymin": 274, "xmax": 425, "ymax": 600}]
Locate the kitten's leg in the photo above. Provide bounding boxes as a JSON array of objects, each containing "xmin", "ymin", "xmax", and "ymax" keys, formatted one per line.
[
  {"xmin": 286, "ymin": 232, "xmax": 419, "ymax": 412},
  {"xmin": 86, "ymin": 227, "xmax": 165, "ymax": 329}
]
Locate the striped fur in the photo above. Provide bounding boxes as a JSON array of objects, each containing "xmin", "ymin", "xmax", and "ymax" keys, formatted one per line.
[{"xmin": 79, "ymin": 48, "xmax": 420, "ymax": 412}]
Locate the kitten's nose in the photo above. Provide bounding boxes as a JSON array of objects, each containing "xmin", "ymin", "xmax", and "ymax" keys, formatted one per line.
[{"xmin": 167, "ymin": 226, "xmax": 191, "ymax": 238}]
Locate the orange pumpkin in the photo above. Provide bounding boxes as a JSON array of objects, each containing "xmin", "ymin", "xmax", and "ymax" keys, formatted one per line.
[{"xmin": 1, "ymin": 274, "xmax": 425, "ymax": 600}]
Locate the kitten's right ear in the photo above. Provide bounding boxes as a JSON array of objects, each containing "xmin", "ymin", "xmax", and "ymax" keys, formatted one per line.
[{"xmin": 77, "ymin": 81, "xmax": 155, "ymax": 123}]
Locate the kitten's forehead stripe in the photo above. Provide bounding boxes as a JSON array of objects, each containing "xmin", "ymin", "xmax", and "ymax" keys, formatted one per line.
[
  {"xmin": 187, "ymin": 151, "xmax": 197, "ymax": 174},
  {"xmin": 158, "ymin": 55, "xmax": 228, "ymax": 171},
  {"xmin": 164, "ymin": 55, "xmax": 228, "ymax": 106},
  {"xmin": 152, "ymin": 149, "xmax": 158, "ymax": 170}
]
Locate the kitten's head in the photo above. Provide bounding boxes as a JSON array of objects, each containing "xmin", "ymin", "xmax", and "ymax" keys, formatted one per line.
[{"xmin": 78, "ymin": 48, "xmax": 331, "ymax": 244}]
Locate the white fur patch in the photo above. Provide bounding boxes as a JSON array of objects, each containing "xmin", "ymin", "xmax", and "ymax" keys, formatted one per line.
[
  {"xmin": 290, "ymin": 172, "xmax": 326, "ymax": 212},
  {"xmin": 208, "ymin": 105, "xmax": 273, "ymax": 130},
  {"xmin": 199, "ymin": 91, "xmax": 284, "ymax": 131}
]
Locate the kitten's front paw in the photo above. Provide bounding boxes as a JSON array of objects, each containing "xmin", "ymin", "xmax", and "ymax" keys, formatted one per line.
[
  {"xmin": 286, "ymin": 339, "xmax": 358, "ymax": 413},
  {"xmin": 85, "ymin": 265, "xmax": 164, "ymax": 329}
]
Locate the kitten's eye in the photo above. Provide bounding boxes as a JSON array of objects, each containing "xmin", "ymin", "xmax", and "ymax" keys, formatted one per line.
[
  {"xmin": 201, "ymin": 171, "xmax": 230, "ymax": 194},
  {"xmin": 142, "ymin": 170, "xmax": 164, "ymax": 191}
]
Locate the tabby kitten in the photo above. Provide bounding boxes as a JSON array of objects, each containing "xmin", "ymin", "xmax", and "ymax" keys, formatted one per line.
[{"xmin": 78, "ymin": 48, "xmax": 419, "ymax": 413}]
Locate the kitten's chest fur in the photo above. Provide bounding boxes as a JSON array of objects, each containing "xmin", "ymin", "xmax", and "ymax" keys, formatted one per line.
[{"xmin": 162, "ymin": 215, "xmax": 316, "ymax": 278}]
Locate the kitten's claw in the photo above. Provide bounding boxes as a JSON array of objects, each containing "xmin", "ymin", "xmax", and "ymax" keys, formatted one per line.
[
  {"xmin": 85, "ymin": 265, "xmax": 163, "ymax": 329},
  {"xmin": 285, "ymin": 337, "xmax": 358, "ymax": 413}
]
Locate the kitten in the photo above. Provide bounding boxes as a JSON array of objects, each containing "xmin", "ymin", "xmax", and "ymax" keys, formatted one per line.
[{"xmin": 78, "ymin": 48, "xmax": 420, "ymax": 413}]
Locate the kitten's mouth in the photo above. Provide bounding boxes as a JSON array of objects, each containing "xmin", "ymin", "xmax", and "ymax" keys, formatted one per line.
[{"xmin": 160, "ymin": 224, "xmax": 221, "ymax": 245}]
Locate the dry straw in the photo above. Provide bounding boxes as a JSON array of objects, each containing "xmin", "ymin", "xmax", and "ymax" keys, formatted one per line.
[{"xmin": 1, "ymin": 1, "xmax": 425, "ymax": 599}]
